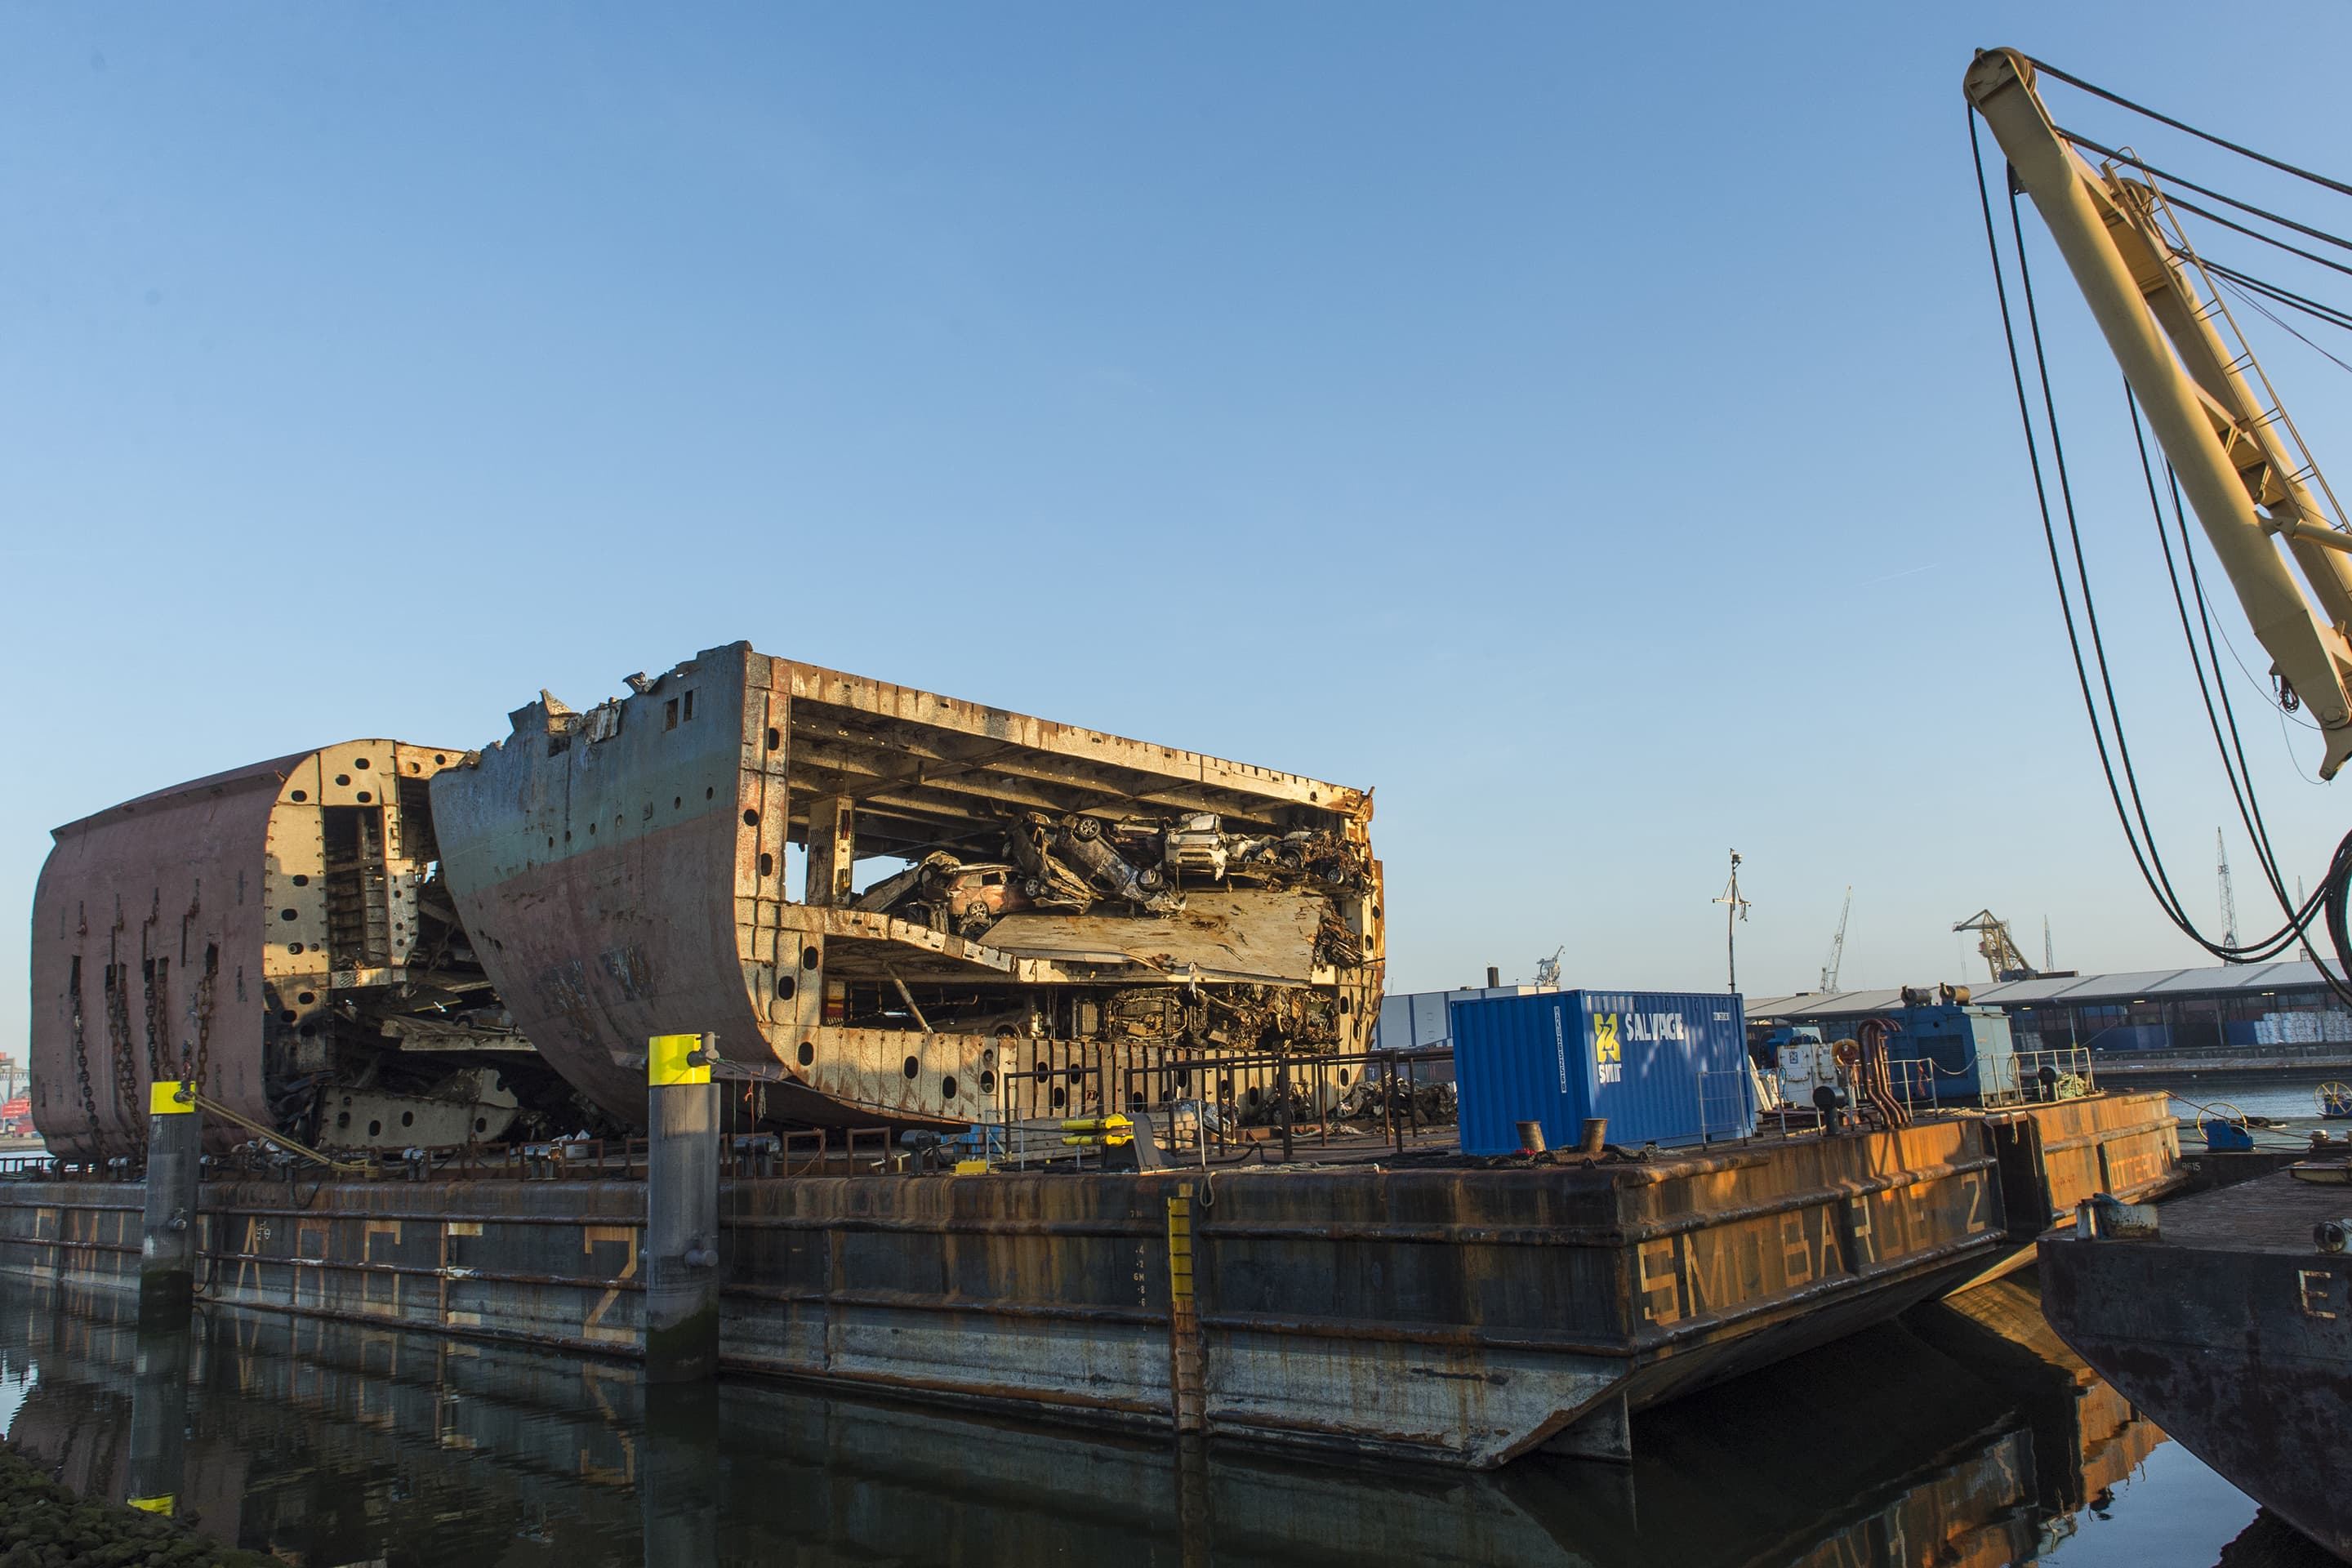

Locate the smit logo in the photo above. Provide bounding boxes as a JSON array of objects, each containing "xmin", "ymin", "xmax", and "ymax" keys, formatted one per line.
[{"xmin": 1593, "ymin": 1013, "xmax": 1624, "ymax": 1085}]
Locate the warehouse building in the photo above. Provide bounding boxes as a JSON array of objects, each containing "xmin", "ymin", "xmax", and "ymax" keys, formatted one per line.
[{"xmin": 1747, "ymin": 960, "xmax": 2350, "ymax": 1055}]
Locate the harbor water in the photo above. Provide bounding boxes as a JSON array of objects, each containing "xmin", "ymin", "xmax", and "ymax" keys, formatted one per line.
[{"xmin": 0, "ymin": 1274, "xmax": 2332, "ymax": 1568}]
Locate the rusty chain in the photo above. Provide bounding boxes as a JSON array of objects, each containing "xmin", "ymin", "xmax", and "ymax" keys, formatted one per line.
[
  {"xmin": 104, "ymin": 960, "xmax": 140, "ymax": 1141},
  {"xmin": 183, "ymin": 947, "xmax": 216, "ymax": 1094},
  {"xmin": 68, "ymin": 962, "xmax": 108, "ymax": 1162},
  {"xmin": 140, "ymin": 955, "xmax": 166, "ymax": 1080}
]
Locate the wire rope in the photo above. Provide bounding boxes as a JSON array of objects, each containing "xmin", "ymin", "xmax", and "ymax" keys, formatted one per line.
[{"xmin": 1968, "ymin": 106, "xmax": 2352, "ymax": 1000}]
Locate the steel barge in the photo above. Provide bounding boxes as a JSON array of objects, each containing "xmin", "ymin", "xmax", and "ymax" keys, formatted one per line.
[
  {"xmin": 0, "ymin": 1085, "xmax": 2178, "ymax": 1468},
  {"xmin": 2039, "ymin": 1166, "xmax": 2351, "ymax": 1559}
]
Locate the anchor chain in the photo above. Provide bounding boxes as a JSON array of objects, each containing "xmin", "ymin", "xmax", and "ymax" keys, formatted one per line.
[
  {"xmin": 68, "ymin": 963, "xmax": 108, "ymax": 1162},
  {"xmin": 103, "ymin": 960, "xmax": 140, "ymax": 1141},
  {"xmin": 140, "ymin": 954, "xmax": 167, "ymax": 1081},
  {"xmin": 183, "ymin": 947, "xmax": 216, "ymax": 1094}
]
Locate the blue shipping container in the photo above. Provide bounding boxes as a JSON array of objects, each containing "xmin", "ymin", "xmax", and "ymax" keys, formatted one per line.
[{"xmin": 1450, "ymin": 991, "xmax": 1753, "ymax": 1156}]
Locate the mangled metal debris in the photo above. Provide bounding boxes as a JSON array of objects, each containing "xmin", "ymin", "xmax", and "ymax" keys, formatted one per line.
[
  {"xmin": 25, "ymin": 647, "xmax": 1384, "ymax": 1151},
  {"xmin": 426, "ymin": 643, "xmax": 1386, "ymax": 1129}
]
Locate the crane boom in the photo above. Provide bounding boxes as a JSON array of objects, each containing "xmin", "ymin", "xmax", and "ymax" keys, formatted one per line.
[
  {"xmin": 1820, "ymin": 886, "xmax": 1851, "ymax": 992},
  {"xmin": 1964, "ymin": 48, "xmax": 2352, "ymax": 777},
  {"xmin": 1953, "ymin": 907, "xmax": 2037, "ymax": 983}
]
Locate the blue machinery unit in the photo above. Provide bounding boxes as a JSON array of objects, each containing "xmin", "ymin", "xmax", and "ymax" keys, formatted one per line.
[
  {"xmin": 1882, "ymin": 1002, "xmax": 2019, "ymax": 1102},
  {"xmin": 1450, "ymin": 991, "xmax": 1754, "ymax": 1156}
]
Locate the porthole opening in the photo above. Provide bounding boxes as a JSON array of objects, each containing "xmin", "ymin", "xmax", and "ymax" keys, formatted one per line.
[
  {"xmin": 777, "ymin": 976, "xmax": 797, "ymax": 1001},
  {"xmin": 291, "ymin": 874, "xmax": 310, "ymax": 887},
  {"xmin": 290, "ymin": 789, "xmax": 308, "ymax": 803},
  {"xmin": 743, "ymin": 808, "xmax": 760, "ymax": 827},
  {"xmin": 902, "ymin": 1056, "xmax": 920, "ymax": 1081},
  {"xmin": 796, "ymin": 1040, "xmax": 814, "ymax": 1067},
  {"xmin": 335, "ymin": 773, "xmax": 351, "ymax": 786},
  {"xmin": 801, "ymin": 946, "xmax": 821, "ymax": 970},
  {"xmin": 278, "ymin": 908, "xmax": 297, "ymax": 922},
  {"xmin": 336, "ymin": 1112, "xmax": 351, "ymax": 1129},
  {"xmin": 368, "ymin": 1119, "xmax": 382, "ymax": 1137},
  {"xmin": 474, "ymin": 1116, "xmax": 488, "ymax": 1133},
  {"xmin": 759, "ymin": 852, "xmax": 774, "ymax": 877},
  {"xmin": 978, "ymin": 1070, "xmax": 996, "ymax": 1094},
  {"xmin": 941, "ymin": 1076, "xmax": 959, "ymax": 1099},
  {"xmin": 1050, "ymin": 1086, "xmax": 1067, "ymax": 1109},
  {"xmin": 354, "ymin": 757, "xmax": 370, "ymax": 770},
  {"xmin": 400, "ymin": 1111, "xmax": 414, "ymax": 1127}
]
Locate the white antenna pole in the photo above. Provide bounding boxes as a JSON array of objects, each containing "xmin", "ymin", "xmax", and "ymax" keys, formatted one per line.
[{"xmin": 1713, "ymin": 850, "xmax": 1751, "ymax": 994}]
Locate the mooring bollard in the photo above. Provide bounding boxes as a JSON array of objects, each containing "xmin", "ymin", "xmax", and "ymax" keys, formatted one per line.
[
  {"xmin": 137, "ymin": 1080, "xmax": 198, "ymax": 1330},
  {"xmin": 645, "ymin": 1033, "xmax": 721, "ymax": 1383}
]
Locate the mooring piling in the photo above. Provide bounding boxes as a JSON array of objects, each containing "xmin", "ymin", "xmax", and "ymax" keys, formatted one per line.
[
  {"xmin": 645, "ymin": 1033, "xmax": 721, "ymax": 1383},
  {"xmin": 136, "ymin": 1080, "xmax": 198, "ymax": 1330}
]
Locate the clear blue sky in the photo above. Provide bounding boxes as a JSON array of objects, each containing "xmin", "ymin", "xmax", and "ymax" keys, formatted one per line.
[{"xmin": 10, "ymin": 2, "xmax": 2352, "ymax": 1061}]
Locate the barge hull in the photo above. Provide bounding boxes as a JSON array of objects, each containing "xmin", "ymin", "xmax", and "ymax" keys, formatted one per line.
[
  {"xmin": 2039, "ymin": 1173, "xmax": 2352, "ymax": 1561},
  {"xmin": 0, "ymin": 1120, "xmax": 2004, "ymax": 1468}
]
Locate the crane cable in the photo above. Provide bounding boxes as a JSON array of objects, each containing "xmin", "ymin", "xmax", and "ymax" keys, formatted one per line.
[
  {"xmin": 2056, "ymin": 131, "xmax": 2352, "ymax": 262},
  {"xmin": 2131, "ymin": 388, "xmax": 2321, "ymax": 956},
  {"xmin": 2025, "ymin": 56, "xmax": 2352, "ymax": 203},
  {"xmin": 1967, "ymin": 107, "xmax": 2352, "ymax": 1003}
]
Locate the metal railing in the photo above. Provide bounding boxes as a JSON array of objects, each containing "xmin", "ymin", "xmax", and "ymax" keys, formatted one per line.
[
  {"xmin": 1694, "ymin": 1066, "xmax": 1761, "ymax": 1144},
  {"xmin": 988, "ymin": 1043, "xmax": 1457, "ymax": 1165}
]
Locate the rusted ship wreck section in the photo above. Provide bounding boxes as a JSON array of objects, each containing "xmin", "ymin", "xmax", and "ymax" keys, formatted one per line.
[
  {"xmin": 428, "ymin": 644, "xmax": 1384, "ymax": 1128},
  {"xmin": 28, "ymin": 744, "xmax": 563, "ymax": 1163}
]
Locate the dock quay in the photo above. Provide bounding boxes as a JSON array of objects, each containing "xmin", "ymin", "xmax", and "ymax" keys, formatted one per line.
[{"xmin": 0, "ymin": 1089, "xmax": 2178, "ymax": 1468}]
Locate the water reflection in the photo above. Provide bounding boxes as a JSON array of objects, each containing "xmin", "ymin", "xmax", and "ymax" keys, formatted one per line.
[{"xmin": 0, "ymin": 1276, "xmax": 2328, "ymax": 1567}]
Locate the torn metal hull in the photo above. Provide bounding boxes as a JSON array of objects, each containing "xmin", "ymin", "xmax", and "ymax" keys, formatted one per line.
[
  {"xmin": 25, "ymin": 742, "xmax": 524, "ymax": 1163},
  {"xmin": 428, "ymin": 644, "xmax": 1385, "ymax": 1129}
]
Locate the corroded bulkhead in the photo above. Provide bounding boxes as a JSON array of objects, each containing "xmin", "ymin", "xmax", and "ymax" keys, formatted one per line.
[
  {"xmin": 428, "ymin": 644, "xmax": 1385, "ymax": 1128},
  {"xmin": 28, "ymin": 743, "xmax": 549, "ymax": 1162}
]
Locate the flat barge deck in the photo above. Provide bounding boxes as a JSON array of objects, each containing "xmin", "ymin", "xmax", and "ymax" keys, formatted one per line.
[
  {"xmin": 0, "ymin": 1091, "xmax": 2179, "ymax": 1468},
  {"xmin": 2040, "ymin": 1165, "xmax": 2352, "ymax": 1560}
]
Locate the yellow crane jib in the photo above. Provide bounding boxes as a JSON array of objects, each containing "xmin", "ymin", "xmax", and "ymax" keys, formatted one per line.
[
  {"xmin": 1967, "ymin": 47, "xmax": 2352, "ymax": 780},
  {"xmin": 1953, "ymin": 908, "xmax": 2038, "ymax": 983}
]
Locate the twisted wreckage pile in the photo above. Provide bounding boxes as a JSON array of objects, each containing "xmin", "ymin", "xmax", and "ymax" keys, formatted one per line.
[{"xmin": 28, "ymin": 644, "xmax": 1385, "ymax": 1161}]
